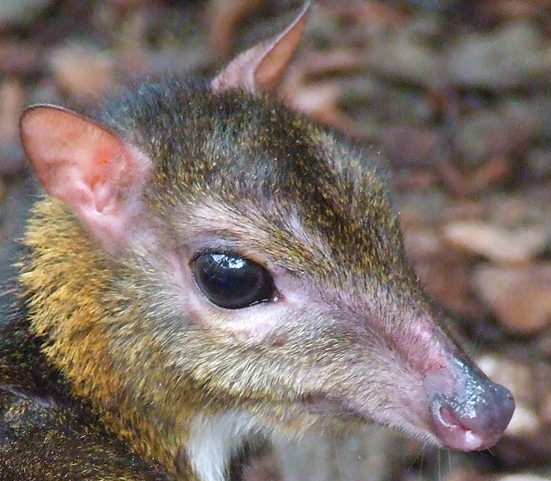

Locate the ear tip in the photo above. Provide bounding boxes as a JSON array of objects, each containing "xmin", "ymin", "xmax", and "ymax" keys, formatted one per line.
[
  {"xmin": 19, "ymin": 105, "xmax": 43, "ymax": 143},
  {"xmin": 288, "ymin": 2, "xmax": 311, "ymax": 32},
  {"xmin": 19, "ymin": 104, "xmax": 93, "ymax": 162},
  {"xmin": 19, "ymin": 105, "xmax": 51, "ymax": 161},
  {"xmin": 301, "ymin": 1, "xmax": 312, "ymax": 14},
  {"xmin": 19, "ymin": 104, "xmax": 39, "ymax": 127},
  {"xmin": 20, "ymin": 104, "xmax": 64, "ymax": 132},
  {"xmin": 296, "ymin": 1, "xmax": 312, "ymax": 24},
  {"xmin": 21, "ymin": 104, "xmax": 72, "ymax": 120}
]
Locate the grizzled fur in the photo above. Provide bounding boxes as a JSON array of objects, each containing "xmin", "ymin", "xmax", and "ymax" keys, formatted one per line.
[
  {"xmin": 0, "ymin": 77, "xmax": 429, "ymax": 479},
  {"xmin": 0, "ymin": 11, "xmax": 513, "ymax": 475}
]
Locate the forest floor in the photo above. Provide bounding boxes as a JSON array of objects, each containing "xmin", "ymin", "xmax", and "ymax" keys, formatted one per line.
[{"xmin": 1, "ymin": 1, "xmax": 551, "ymax": 480}]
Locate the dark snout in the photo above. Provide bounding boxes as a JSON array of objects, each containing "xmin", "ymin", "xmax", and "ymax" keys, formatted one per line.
[{"xmin": 427, "ymin": 357, "xmax": 514, "ymax": 451}]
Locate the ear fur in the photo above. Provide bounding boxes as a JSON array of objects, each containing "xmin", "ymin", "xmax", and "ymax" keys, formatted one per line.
[
  {"xmin": 20, "ymin": 104, "xmax": 152, "ymax": 251},
  {"xmin": 211, "ymin": 2, "xmax": 310, "ymax": 94}
]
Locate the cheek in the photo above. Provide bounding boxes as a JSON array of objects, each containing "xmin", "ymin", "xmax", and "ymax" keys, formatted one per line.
[
  {"xmin": 192, "ymin": 300, "xmax": 296, "ymax": 343},
  {"xmin": 218, "ymin": 302, "xmax": 291, "ymax": 340}
]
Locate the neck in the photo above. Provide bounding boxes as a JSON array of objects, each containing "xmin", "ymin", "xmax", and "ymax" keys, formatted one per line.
[
  {"xmin": 18, "ymin": 198, "xmax": 270, "ymax": 480},
  {"xmin": 187, "ymin": 410, "xmax": 270, "ymax": 481}
]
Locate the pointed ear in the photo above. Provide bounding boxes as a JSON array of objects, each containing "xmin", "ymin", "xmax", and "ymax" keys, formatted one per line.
[
  {"xmin": 211, "ymin": 2, "xmax": 310, "ymax": 94},
  {"xmin": 20, "ymin": 104, "xmax": 152, "ymax": 251}
]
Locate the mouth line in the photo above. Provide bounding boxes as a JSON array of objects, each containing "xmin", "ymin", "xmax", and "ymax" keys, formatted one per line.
[
  {"xmin": 295, "ymin": 392, "xmax": 447, "ymax": 444},
  {"xmin": 296, "ymin": 392, "xmax": 372, "ymax": 422}
]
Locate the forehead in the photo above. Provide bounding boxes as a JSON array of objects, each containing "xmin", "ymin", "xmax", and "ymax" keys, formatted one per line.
[
  {"xmin": 173, "ymin": 199, "xmax": 333, "ymax": 273},
  {"xmin": 159, "ymin": 146, "xmax": 401, "ymax": 285},
  {"xmin": 158, "ymin": 185, "xmax": 408, "ymax": 302},
  {"xmin": 112, "ymin": 81, "xmax": 406, "ymax": 282}
]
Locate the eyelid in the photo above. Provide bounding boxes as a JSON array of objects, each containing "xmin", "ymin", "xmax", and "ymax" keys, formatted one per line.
[{"xmin": 190, "ymin": 249, "xmax": 268, "ymax": 270}]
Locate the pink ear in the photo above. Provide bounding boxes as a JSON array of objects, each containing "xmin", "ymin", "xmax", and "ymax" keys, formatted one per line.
[
  {"xmin": 211, "ymin": 2, "xmax": 310, "ymax": 94},
  {"xmin": 20, "ymin": 104, "xmax": 152, "ymax": 251}
]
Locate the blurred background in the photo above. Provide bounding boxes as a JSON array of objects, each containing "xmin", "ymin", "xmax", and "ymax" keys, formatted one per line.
[{"xmin": 0, "ymin": 1, "xmax": 550, "ymax": 480}]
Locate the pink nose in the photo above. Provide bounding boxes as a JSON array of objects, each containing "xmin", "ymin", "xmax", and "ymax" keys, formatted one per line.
[{"xmin": 428, "ymin": 359, "xmax": 515, "ymax": 451}]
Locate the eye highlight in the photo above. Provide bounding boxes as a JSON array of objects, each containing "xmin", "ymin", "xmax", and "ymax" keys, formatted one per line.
[{"xmin": 191, "ymin": 252, "xmax": 276, "ymax": 309}]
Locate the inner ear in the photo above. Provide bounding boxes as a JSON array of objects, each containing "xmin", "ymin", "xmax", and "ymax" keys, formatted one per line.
[{"xmin": 20, "ymin": 104, "xmax": 152, "ymax": 251}]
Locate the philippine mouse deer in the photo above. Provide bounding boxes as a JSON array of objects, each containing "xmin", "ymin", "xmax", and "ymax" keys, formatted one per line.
[{"xmin": 0, "ymin": 3, "xmax": 514, "ymax": 481}]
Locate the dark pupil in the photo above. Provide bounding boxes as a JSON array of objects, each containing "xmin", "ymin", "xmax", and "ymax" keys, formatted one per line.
[{"xmin": 192, "ymin": 253, "xmax": 274, "ymax": 309}]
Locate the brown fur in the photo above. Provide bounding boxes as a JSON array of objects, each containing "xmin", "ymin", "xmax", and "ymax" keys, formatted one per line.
[
  {"xmin": 7, "ymin": 82, "xmax": 427, "ymax": 479},
  {"xmin": 19, "ymin": 198, "xmax": 201, "ymax": 477},
  {"xmin": 1, "ymin": 71, "xmax": 512, "ymax": 478}
]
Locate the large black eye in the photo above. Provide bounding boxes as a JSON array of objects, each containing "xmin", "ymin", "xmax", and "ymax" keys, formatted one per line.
[{"xmin": 192, "ymin": 252, "xmax": 276, "ymax": 309}]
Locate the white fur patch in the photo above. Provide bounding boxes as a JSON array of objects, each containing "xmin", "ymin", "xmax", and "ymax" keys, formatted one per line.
[{"xmin": 186, "ymin": 410, "xmax": 267, "ymax": 481}]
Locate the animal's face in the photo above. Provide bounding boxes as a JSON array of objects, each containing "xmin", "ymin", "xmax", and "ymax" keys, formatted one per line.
[
  {"xmin": 88, "ymin": 87, "xmax": 510, "ymax": 451},
  {"xmin": 18, "ymin": 4, "xmax": 513, "ymax": 454}
]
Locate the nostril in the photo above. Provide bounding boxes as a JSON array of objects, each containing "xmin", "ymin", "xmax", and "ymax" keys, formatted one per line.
[
  {"xmin": 439, "ymin": 402, "xmax": 460, "ymax": 428},
  {"xmin": 430, "ymin": 396, "xmax": 484, "ymax": 451},
  {"xmin": 429, "ymin": 380, "xmax": 515, "ymax": 451},
  {"xmin": 433, "ymin": 401, "xmax": 486, "ymax": 451}
]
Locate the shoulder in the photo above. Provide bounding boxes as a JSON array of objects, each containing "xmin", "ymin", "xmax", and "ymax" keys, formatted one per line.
[
  {"xmin": 0, "ymin": 280, "xmax": 168, "ymax": 480},
  {"xmin": 0, "ymin": 387, "xmax": 168, "ymax": 480}
]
